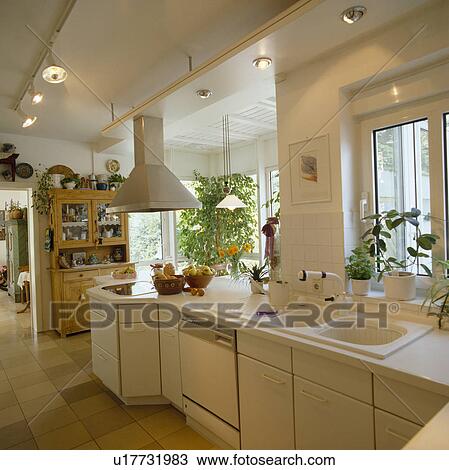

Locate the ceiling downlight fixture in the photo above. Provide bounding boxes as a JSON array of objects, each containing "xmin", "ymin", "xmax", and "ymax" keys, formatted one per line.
[
  {"xmin": 17, "ymin": 107, "xmax": 37, "ymax": 128},
  {"xmin": 42, "ymin": 53, "xmax": 68, "ymax": 83},
  {"xmin": 196, "ymin": 89, "xmax": 212, "ymax": 99},
  {"xmin": 340, "ymin": 5, "xmax": 366, "ymax": 24},
  {"xmin": 252, "ymin": 57, "xmax": 272, "ymax": 70}
]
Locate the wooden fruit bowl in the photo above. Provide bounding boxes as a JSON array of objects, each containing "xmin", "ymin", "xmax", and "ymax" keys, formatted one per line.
[
  {"xmin": 185, "ymin": 274, "xmax": 214, "ymax": 289},
  {"xmin": 153, "ymin": 275, "xmax": 185, "ymax": 295}
]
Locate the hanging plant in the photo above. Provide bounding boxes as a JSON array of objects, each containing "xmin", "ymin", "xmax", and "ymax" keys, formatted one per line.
[{"xmin": 32, "ymin": 167, "xmax": 54, "ymax": 215}]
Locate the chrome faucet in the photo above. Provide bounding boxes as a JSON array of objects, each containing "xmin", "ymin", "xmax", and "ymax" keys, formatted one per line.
[{"xmin": 298, "ymin": 270, "xmax": 346, "ymax": 301}]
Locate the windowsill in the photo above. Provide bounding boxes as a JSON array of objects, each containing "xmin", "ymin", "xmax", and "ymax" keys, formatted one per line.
[{"xmin": 349, "ymin": 288, "xmax": 427, "ymax": 314}]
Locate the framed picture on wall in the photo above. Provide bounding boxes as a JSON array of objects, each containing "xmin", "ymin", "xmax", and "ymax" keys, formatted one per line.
[{"xmin": 289, "ymin": 134, "xmax": 332, "ymax": 204}]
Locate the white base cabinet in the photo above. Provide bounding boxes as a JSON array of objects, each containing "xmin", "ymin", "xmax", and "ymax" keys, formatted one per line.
[
  {"xmin": 238, "ymin": 354, "xmax": 295, "ymax": 449},
  {"xmin": 375, "ymin": 409, "xmax": 421, "ymax": 449},
  {"xmin": 294, "ymin": 376, "xmax": 375, "ymax": 449},
  {"xmin": 160, "ymin": 327, "xmax": 183, "ymax": 409}
]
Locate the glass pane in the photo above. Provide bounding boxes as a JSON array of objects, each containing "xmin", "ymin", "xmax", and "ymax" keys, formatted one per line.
[
  {"xmin": 97, "ymin": 202, "xmax": 123, "ymax": 240},
  {"xmin": 269, "ymin": 169, "xmax": 280, "ymax": 217},
  {"xmin": 61, "ymin": 203, "xmax": 89, "ymax": 242},
  {"xmin": 374, "ymin": 119, "xmax": 430, "ymax": 275},
  {"xmin": 176, "ymin": 181, "xmax": 196, "ymax": 260},
  {"xmin": 128, "ymin": 213, "xmax": 163, "ymax": 262}
]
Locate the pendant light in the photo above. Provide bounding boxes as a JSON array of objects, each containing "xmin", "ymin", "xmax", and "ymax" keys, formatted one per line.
[
  {"xmin": 28, "ymin": 83, "xmax": 43, "ymax": 105},
  {"xmin": 216, "ymin": 115, "xmax": 246, "ymax": 211},
  {"xmin": 17, "ymin": 106, "xmax": 37, "ymax": 128},
  {"xmin": 42, "ymin": 52, "xmax": 68, "ymax": 84}
]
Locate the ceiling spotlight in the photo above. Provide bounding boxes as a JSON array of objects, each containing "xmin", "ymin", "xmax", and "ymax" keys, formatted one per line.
[
  {"xmin": 42, "ymin": 53, "xmax": 68, "ymax": 83},
  {"xmin": 17, "ymin": 107, "xmax": 37, "ymax": 128},
  {"xmin": 340, "ymin": 6, "xmax": 366, "ymax": 24},
  {"xmin": 252, "ymin": 57, "xmax": 272, "ymax": 70},
  {"xmin": 28, "ymin": 84, "xmax": 43, "ymax": 105},
  {"xmin": 196, "ymin": 89, "xmax": 212, "ymax": 99}
]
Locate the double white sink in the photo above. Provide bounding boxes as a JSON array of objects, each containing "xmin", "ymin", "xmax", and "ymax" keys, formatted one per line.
[{"xmin": 279, "ymin": 316, "xmax": 432, "ymax": 359}]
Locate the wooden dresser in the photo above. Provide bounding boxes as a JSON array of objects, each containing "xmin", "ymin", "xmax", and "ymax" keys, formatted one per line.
[{"xmin": 49, "ymin": 189, "xmax": 135, "ymax": 336}]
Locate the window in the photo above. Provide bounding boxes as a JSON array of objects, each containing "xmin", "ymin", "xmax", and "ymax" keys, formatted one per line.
[
  {"xmin": 128, "ymin": 213, "xmax": 163, "ymax": 263},
  {"xmin": 175, "ymin": 180, "xmax": 196, "ymax": 261},
  {"xmin": 373, "ymin": 118, "xmax": 430, "ymax": 274},
  {"xmin": 445, "ymin": 113, "xmax": 449, "ymax": 259},
  {"xmin": 266, "ymin": 168, "xmax": 280, "ymax": 217}
]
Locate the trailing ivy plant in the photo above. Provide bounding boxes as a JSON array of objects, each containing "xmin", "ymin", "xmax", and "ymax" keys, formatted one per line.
[
  {"xmin": 32, "ymin": 167, "xmax": 54, "ymax": 215},
  {"xmin": 361, "ymin": 208, "xmax": 438, "ymax": 281},
  {"xmin": 177, "ymin": 171, "xmax": 258, "ymax": 266}
]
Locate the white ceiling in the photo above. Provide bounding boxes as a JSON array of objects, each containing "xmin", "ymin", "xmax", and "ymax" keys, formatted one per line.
[{"xmin": 0, "ymin": 0, "xmax": 297, "ymax": 143}]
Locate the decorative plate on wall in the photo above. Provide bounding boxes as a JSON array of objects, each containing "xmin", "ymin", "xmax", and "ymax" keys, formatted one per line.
[
  {"xmin": 106, "ymin": 159, "xmax": 120, "ymax": 173},
  {"xmin": 48, "ymin": 165, "xmax": 75, "ymax": 179},
  {"xmin": 16, "ymin": 163, "xmax": 34, "ymax": 179}
]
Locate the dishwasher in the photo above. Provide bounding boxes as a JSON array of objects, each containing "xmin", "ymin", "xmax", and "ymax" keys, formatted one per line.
[{"xmin": 179, "ymin": 316, "xmax": 240, "ymax": 443}]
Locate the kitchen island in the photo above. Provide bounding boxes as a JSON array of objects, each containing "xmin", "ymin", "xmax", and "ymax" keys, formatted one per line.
[{"xmin": 87, "ymin": 277, "xmax": 449, "ymax": 450}]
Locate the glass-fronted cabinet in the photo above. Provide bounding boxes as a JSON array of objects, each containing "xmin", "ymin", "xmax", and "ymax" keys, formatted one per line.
[
  {"xmin": 58, "ymin": 200, "xmax": 93, "ymax": 247},
  {"xmin": 95, "ymin": 201, "xmax": 126, "ymax": 244}
]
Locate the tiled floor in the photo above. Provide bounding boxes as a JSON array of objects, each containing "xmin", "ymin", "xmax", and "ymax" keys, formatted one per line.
[{"xmin": 0, "ymin": 292, "xmax": 216, "ymax": 450}]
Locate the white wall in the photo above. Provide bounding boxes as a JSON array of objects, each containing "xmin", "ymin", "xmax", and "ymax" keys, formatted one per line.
[{"xmin": 276, "ymin": 0, "xmax": 449, "ymax": 294}]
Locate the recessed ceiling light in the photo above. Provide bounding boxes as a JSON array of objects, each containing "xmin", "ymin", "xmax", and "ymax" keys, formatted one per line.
[
  {"xmin": 196, "ymin": 89, "xmax": 212, "ymax": 99},
  {"xmin": 252, "ymin": 57, "xmax": 272, "ymax": 70},
  {"xmin": 340, "ymin": 5, "xmax": 366, "ymax": 24},
  {"xmin": 17, "ymin": 107, "xmax": 37, "ymax": 128}
]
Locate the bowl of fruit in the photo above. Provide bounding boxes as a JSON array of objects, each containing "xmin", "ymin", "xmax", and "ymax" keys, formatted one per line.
[
  {"xmin": 182, "ymin": 265, "xmax": 215, "ymax": 289},
  {"xmin": 153, "ymin": 263, "xmax": 185, "ymax": 295},
  {"xmin": 112, "ymin": 266, "xmax": 137, "ymax": 279}
]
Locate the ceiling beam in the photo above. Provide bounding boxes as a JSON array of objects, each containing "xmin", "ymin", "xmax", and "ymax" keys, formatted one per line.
[{"xmin": 229, "ymin": 115, "xmax": 276, "ymax": 131}]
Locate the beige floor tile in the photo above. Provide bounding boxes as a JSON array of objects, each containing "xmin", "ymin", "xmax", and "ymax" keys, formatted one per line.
[
  {"xmin": 8, "ymin": 438, "xmax": 38, "ymax": 449},
  {"xmin": 44, "ymin": 361, "xmax": 81, "ymax": 380},
  {"xmin": 5, "ymin": 361, "xmax": 42, "ymax": 379},
  {"xmin": 121, "ymin": 403, "xmax": 169, "ymax": 421},
  {"xmin": 74, "ymin": 440, "xmax": 100, "ymax": 450},
  {"xmin": 28, "ymin": 404, "xmax": 78, "ymax": 436},
  {"xmin": 0, "ymin": 379, "xmax": 12, "ymax": 393},
  {"xmin": 139, "ymin": 407, "xmax": 186, "ymax": 440},
  {"xmin": 35, "ymin": 421, "xmax": 91, "ymax": 450},
  {"xmin": 60, "ymin": 380, "xmax": 102, "ymax": 404},
  {"xmin": 37, "ymin": 355, "xmax": 74, "ymax": 369},
  {"xmin": 139, "ymin": 441, "xmax": 163, "ymax": 450},
  {"xmin": 0, "ymin": 420, "xmax": 33, "ymax": 449},
  {"xmin": 159, "ymin": 426, "xmax": 214, "ymax": 450},
  {"xmin": 67, "ymin": 349, "xmax": 92, "ymax": 367},
  {"xmin": 1, "ymin": 353, "xmax": 37, "ymax": 369},
  {"xmin": 0, "ymin": 390, "xmax": 18, "ymax": 411},
  {"xmin": 82, "ymin": 406, "xmax": 134, "ymax": 438},
  {"xmin": 9, "ymin": 370, "xmax": 49, "ymax": 390},
  {"xmin": 27, "ymin": 341, "xmax": 59, "ymax": 354},
  {"xmin": 96, "ymin": 422, "xmax": 154, "ymax": 450},
  {"xmin": 0, "ymin": 404, "xmax": 24, "ymax": 429},
  {"xmin": 15, "ymin": 380, "xmax": 57, "ymax": 403},
  {"xmin": 51, "ymin": 370, "xmax": 92, "ymax": 391},
  {"xmin": 71, "ymin": 391, "xmax": 117, "ymax": 419},
  {"xmin": 0, "ymin": 370, "xmax": 6, "ymax": 381},
  {"xmin": 0, "ymin": 346, "xmax": 29, "ymax": 360},
  {"xmin": 58, "ymin": 340, "xmax": 91, "ymax": 353},
  {"xmin": 20, "ymin": 393, "xmax": 67, "ymax": 420}
]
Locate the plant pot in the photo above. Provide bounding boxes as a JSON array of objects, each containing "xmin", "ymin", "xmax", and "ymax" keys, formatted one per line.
[
  {"xmin": 250, "ymin": 279, "xmax": 264, "ymax": 294},
  {"xmin": 9, "ymin": 209, "xmax": 23, "ymax": 220},
  {"xmin": 383, "ymin": 272, "xmax": 416, "ymax": 301},
  {"xmin": 63, "ymin": 181, "xmax": 76, "ymax": 189},
  {"xmin": 96, "ymin": 182, "xmax": 108, "ymax": 190},
  {"xmin": 51, "ymin": 174, "xmax": 64, "ymax": 188},
  {"xmin": 351, "ymin": 279, "xmax": 370, "ymax": 296}
]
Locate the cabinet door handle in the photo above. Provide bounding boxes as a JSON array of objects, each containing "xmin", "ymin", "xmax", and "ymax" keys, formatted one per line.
[
  {"xmin": 262, "ymin": 374, "xmax": 286, "ymax": 385},
  {"xmin": 299, "ymin": 389, "xmax": 327, "ymax": 403},
  {"xmin": 385, "ymin": 427, "xmax": 410, "ymax": 442}
]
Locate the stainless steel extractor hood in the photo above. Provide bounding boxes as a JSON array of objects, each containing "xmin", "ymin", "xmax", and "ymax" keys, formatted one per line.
[{"xmin": 107, "ymin": 116, "xmax": 201, "ymax": 213}]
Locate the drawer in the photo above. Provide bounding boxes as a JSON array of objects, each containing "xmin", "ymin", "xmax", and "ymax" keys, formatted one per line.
[
  {"xmin": 373, "ymin": 376, "xmax": 448, "ymax": 425},
  {"xmin": 118, "ymin": 303, "xmax": 159, "ymax": 324},
  {"xmin": 64, "ymin": 269, "xmax": 99, "ymax": 282},
  {"xmin": 375, "ymin": 409, "xmax": 421, "ymax": 449},
  {"xmin": 237, "ymin": 331, "xmax": 292, "ymax": 372},
  {"xmin": 293, "ymin": 348, "xmax": 372, "ymax": 404},
  {"xmin": 92, "ymin": 343, "xmax": 121, "ymax": 397},
  {"xmin": 91, "ymin": 310, "xmax": 119, "ymax": 358},
  {"xmin": 295, "ymin": 376, "xmax": 374, "ymax": 449}
]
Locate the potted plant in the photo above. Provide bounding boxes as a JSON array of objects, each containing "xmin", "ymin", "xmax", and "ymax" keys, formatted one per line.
[
  {"xmin": 362, "ymin": 208, "xmax": 438, "ymax": 300},
  {"xmin": 7, "ymin": 201, "xmax": 23, "ymax": 220},
  {"xmin": 422, "ymin": 259, "xmax": 449, "ymax": 329},
  {"xmin": 345, "ymin": 244, "xmax": 373, "ymax": 296},
  {"xmin": 108, "ymin": 173, "xmax": 126, "ymax": 191},
  {"xmin": 238, "ymin": 260, "xmax": 269, "ymax": 294},
  {"xmin": 61, "ymin": 176, "xmax": 80, "ymax": 189}
]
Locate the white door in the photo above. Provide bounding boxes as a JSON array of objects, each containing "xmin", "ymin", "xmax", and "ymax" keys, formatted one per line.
[
  {"xmin": 238, "ymin": 354, "xmax": 295, "ymax": 449},
  {"xmin": 160, "ymin": 327, "xmax": 183, "ymax": 409},
  {"xmin": 119, "ymin": 322, "xmax": 161, "ymax": 397},
  {"xmin": 375, "ymin": 409, "xmax": 422, "ymax": 449},
  {"xmin": 294, "ymin": 376, "xmax": 374, "ymax": 449}
]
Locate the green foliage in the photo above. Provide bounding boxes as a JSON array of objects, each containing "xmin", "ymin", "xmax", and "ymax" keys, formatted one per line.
[
  {"xmin": 262, "ymin": 190, "xmax": 280, "ymax": 218},
  {"xmin": 108, "ymin": 173, "xmax": 126, "ymax": 183},
  {"xmin": 422, "ymin": 259, "xmax": 449, "ymax": 329},
  {"xmin": 32, "ymin": 167, "xmax": 54, "ymax": 215},
  {"xmin": 345, "ymin": 244, "xmax": 373, "ymax": 280},
  {"xmin": 128, "ymin": 213, "xmax": 162, "ymax": 262},
  {"xmin": 362, "ymin": 208, "xmax": 438, "ymax": 281},
  {"xmin": 238, "ymin": 260, "xmax": 269, "ymax": 282},
  {"xmin": 177, "ymin": 171, "xmax": 258, "ymax": 266}
]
